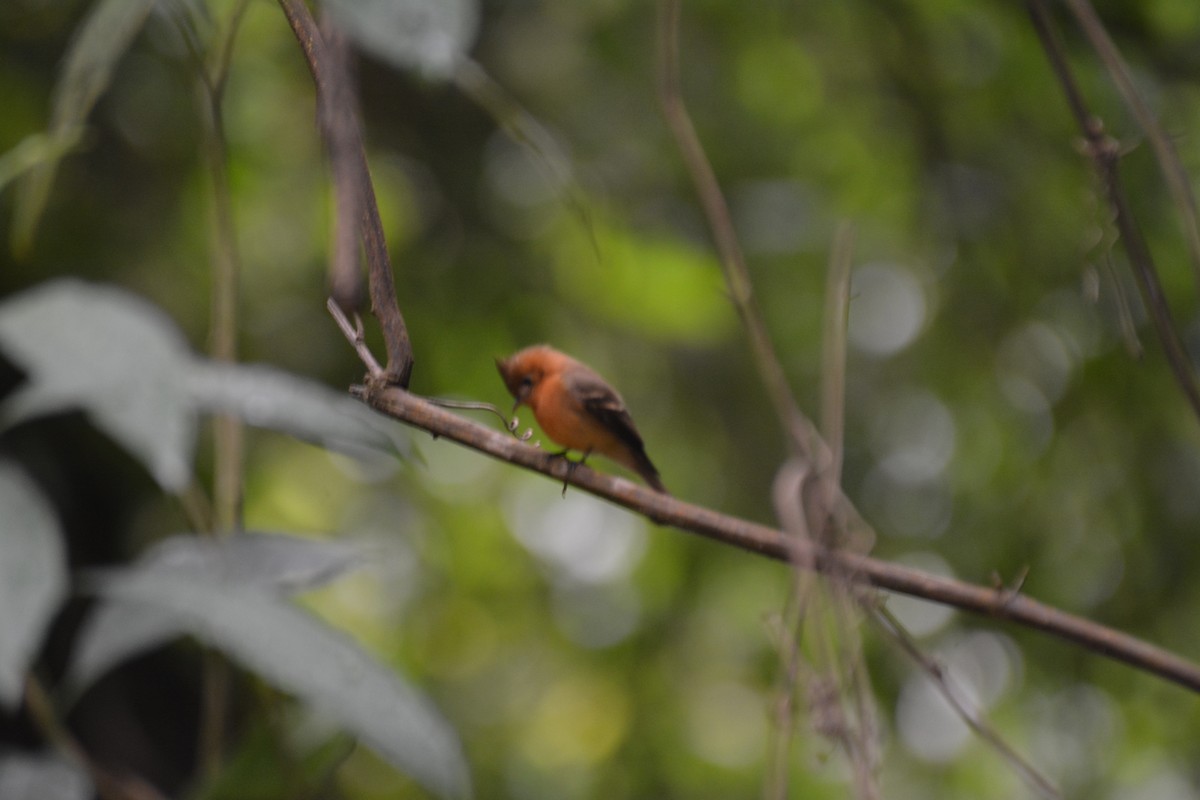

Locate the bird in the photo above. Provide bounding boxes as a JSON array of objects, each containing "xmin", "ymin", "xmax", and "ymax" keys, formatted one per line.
[{"xmin": 496, "ymin": 344, "xmax": 668, "ymax": 493}]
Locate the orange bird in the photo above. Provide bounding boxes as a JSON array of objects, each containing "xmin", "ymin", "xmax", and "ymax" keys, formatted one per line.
[{"xmin": 496, "ymin": 345, "xmax": 668, "ymax": 493}]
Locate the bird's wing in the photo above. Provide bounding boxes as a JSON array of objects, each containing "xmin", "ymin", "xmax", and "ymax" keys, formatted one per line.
[{"xmin": 564, "ymin": 368, "xmax": 647, "ymax": 452}]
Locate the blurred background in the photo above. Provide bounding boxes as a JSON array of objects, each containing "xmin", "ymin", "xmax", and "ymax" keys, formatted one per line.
[{"xmin": 3, "ymin": 0, "xmax": 1200, "ymax": 797}]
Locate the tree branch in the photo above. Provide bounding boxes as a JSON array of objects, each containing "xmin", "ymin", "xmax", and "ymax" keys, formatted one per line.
[
  {"xmin": 277, "ymin": 0, "xmax": 414, "ymax": 387},
  {"xmin": 870, "ymin": 606, "xmax": 1060, "ymax": 799},
  {"xmin": 657, "ymin": 0, "xmax": 812, "ymax": 455},
  {"xmin": 1026, "ymin": 0, "xmax": 1200, "ymax": 425},
  {"xmin": 1059, "ymin": 0, "xmax": 1200, "ymax": 294},
  {"xmin": 348, "ymin": 379, "xmax": 1200, "ymax": 695}
]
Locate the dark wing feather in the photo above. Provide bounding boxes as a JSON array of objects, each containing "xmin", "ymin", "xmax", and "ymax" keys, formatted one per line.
[
  {"xmin": 563, "ymin": 367, "xmax": 646, "ymax": 452},
  {"xmin": 563, "ymin": 364, "xmax": 668, "ymax": 493}
]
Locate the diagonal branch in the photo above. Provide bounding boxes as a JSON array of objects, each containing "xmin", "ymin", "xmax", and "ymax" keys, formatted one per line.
[
  {"xmin": 346, "ymin": 376, "xmax": 1200, "ymax": 696},
  {"xmin": 871, "ymin": 606, "xmax": 1060, "ymax": 799},
  {"xmin": 657, "ymin": 0, "xmax": 812, "ymax": 456},
  {"xmin": 1026, "ymin": 0, "xmax": 1200, "ymax": 425},
  {"xmin": 1059, "ymin": 0, "xmax": 1200, "ymax": 294}
]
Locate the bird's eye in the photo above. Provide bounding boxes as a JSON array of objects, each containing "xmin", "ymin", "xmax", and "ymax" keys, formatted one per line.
[{"xmin": 519, "ymin": 376, "xmax": 533, "ymax": 389}]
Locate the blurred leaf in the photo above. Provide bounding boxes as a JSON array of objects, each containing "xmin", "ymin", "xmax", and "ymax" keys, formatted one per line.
[
  {"xmin": 0, "ymin": 281, "xmax": 407, "ymax": 491},
  {"xmin": 324, "ymin": 0, "xmax": 479, "ymax": 80},
  {"xmin": 12, "ymin": 0, "xmax": 158, "ymax": 253},
  {"xmin": 188, "ymin": 361, "xmax": 410, "ymax": 461},
  {"xmin": 0, "ymin": 131, "xmax": 85, "ymax": 197},
  {"xmin": 0, "ymin": 280, "xmax": 196, "ymax": 491},
  {"xmin": 0, "ymin": 753, "xmax": 90, "ymax": 800},
  {"xmin": 85, "ymin": 563, "xmax": 472, "ymax": 799},
  {"xmin": 66, "ymin": 599, "xmax": 183, "ymax": 704},
  {"xmin": 0, "ymin": 462, "xmax": 66, "ymax": 709},
  {"xmin": 66, "ymin": 532, "xmax": 366, "ymax": 698},
  {"xmin": 136, "ymin": 531, "xmax": 365, "ymax": 591}
]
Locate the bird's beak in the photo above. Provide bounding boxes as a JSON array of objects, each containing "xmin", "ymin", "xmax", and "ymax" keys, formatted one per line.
[{"xmin": 496, "ymin": 356, "xmax": 516, "ymax": 409}]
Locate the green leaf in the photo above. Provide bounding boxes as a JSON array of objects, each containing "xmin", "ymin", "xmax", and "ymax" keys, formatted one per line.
[
  {"xmin": 0, "ymin": 753, "xmax": 90, "ymax": 800},
  {"xmin": 84, "ymin": 560, "xmax": 471, "ymax": 798},
  {"xmin": 66, "ymin": 532, "xmax": 367, "ymax": 698},
  {"xmin": 0, "ymin": 463, "xmax": 66, "ymax": 709},
  {"xmin": 188, "ymin": 362, "xmax": 410, "ymax": 461},
  {"xmin": 12, "ymin": 0, "xmax": 158, "ymax": 253},
  {"xmin": 0, "ymin": 280, "xmax": 196, "ymax": 491},
  {"xmin": 0, "ymin": 132, "xmax": 84, "ymax": 197},
  {"xmin": 324, "ymin": 0, "xmax": 479, "ymax": 80}
]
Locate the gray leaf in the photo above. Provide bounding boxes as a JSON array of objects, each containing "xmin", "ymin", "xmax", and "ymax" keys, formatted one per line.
[
  {"xmin": 0, "ymin": 280, "xmax": 195, "ymax": 491},
  {"xmin": 324, "ymin": 0, "xmax": 479, "ymax": 80},
  {"xmin": 0, "ymin": 463, "xmax": 66, "ymax": 708},
  {"xmin": 187, "ymin": 361, "xmax": 409, "ymax": 461},
  {"xmin": 86, "ymin": 566, "xmax": 472, "ymax": 798},
  {"xmin": 67, "ymin": 532, "xmax": 366, "ymax": 699},
  {"xmin": 0, "ymin": 753, "xmax": 90, "ymax": 800}
]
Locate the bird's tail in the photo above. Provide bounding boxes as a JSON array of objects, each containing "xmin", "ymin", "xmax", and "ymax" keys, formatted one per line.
[{"xmin": 633, "ymin": 451, "xmax": 669, "ymax": 495}]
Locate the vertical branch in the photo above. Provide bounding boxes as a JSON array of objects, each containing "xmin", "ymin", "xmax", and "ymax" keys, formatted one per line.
[
  {"xmin": 817, "ymin": 223, "xmax": 881, "ymax": 796},
  {"xmin": 278, "ymin": 0, "xmax": 414, "ymax": 387},
  {"xmin": 197, "ymin": 2, "xmax": 248, "ymax": 538},
  {"xmin": 766, "ymin": 229, "xmax": 875, "ymax": 799},
  {"xmin": 766, "ymin": 460, "xmax": 811, "ymax": 800},
  {"xmin": 815, "ymin": 222, "xmax": 854, "ymax": 539},
  {"xmin": 317, "ymin": 19, "xmax": 366, "ymax": 317},
  {"xmin": 186, "ymin": 0, "xmax": 252, "ymax": 779},
  {"xmin": 1026, "ymin": 0, "xmax": 1200, "ymax": 426},
  {"xmin": 769, "ymin": 458, "xmax": 880, "ymax": 800}
]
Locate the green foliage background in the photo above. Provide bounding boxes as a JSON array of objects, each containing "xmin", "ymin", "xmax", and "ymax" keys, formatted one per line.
[{"xmin": 3, "ymin": 0, "xmax": 1200, "ymax": 797}]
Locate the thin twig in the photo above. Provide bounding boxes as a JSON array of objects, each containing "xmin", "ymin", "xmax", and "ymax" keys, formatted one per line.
[
  {"xmin": 819, "ymin": 223, "xmax": 881, "ymax": 798},
  {"xmin": 871, "ymin": 605, "xmax": 1061, "ymax": 799},
  {"xmin": 1026, "ymin": 0, "xmax": 1200, "ymax": 426},
  {"xmin": 188, "ymin": 1, "xmax": 253, "ymax": 777},
  {"xmin": 770, "ymin": 458, "xmax": 881, "ymax": 800},
  {"xmin": 657, "ymin": 0, "xmax": 811, "ymax": 454},
  {"xmin": 766, "ymin": 459, "xmax": 812, "ymax": 800},
  {"xmin": 326, "ymin": 297, "xmax": 383, "ymax": 378},
  {"xmin": 773, "ymin": 464, "xmax": 879, "ymax": 799},
  {"xmin": 1059, "ymin": 0, "xmax": 1200, "ymax": 293},
  {"xmin": 819, "ymin": 222, "xmax": 853, "ymax": 519},
  {"xmin": 424, "ymin": 396, "xmax": 536, "ymax": 441},
  {"xmin": 832, "ymin": 590, "xmax": 880, "ymax": 800},
  {"xmin": 25, "ymin": 676, "xmax": 169, "ymax": 800},
  {"xmin": 197, "ymin": 8, "xmax": 246, "ymax": 539}
]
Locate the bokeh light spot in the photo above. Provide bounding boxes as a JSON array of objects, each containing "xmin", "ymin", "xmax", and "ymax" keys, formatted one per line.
[{"xmin": 849, "ymin": 262, "xmax": 927, "ymax": 356}]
